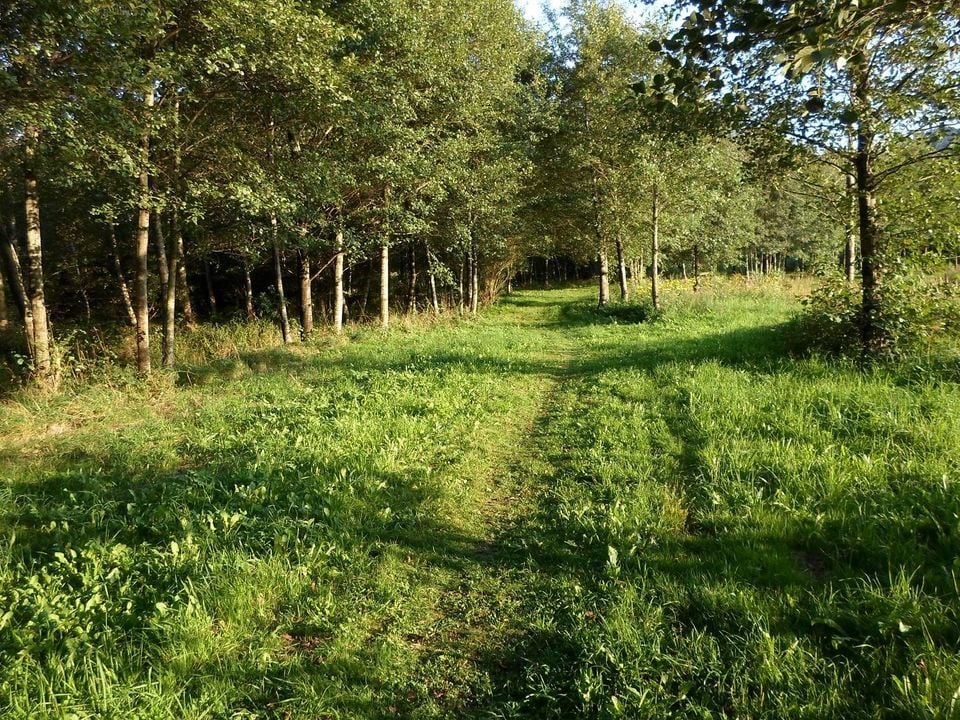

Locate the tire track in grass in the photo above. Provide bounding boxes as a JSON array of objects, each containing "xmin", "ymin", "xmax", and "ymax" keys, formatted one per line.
[{"xmin": 390, "ymin": 295, "xmax": 584, "ymax": 719}]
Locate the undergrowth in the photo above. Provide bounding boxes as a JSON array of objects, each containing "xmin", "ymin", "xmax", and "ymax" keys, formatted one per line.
[{"xmin": 796, "ymin": 262, "xmax": 960, "ymax": 364}]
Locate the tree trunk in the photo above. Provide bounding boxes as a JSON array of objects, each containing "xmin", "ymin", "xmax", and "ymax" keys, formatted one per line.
[
  {"xmin": 0, "ymin": 223, "xmax": 27, "ymax": 324},
  {"xmin": 108, "ymin": 223, "xmax": 137, "ymax": 326},
  {"xmin": 162, "ymin": 212, "xmax": 179, "ymax": 369},
  {"xmin": 272, "ymin": 213, "xmax": 292, "ymax": 343},
  {"xmin": 334, "ymin": 228, "xmax": 345, "ymax": 334},
  {"xmin": 651, "ymin": 186, "xmax": 661, "ymax": 312},
  {"xmin": 615, "ymin": 234, "xmax": 629, "ymax": 302},
  {"xmin": 132, "ymin": 107, "xmax": 155, "ymax": 373},
  {"xmin": 361, "ymin": 257, "xmax": 373, "ymax": 318},
  {"xmin": 177, "ymin": 234, "xmax": 194, "ymax": 325},
  {"xmin": 1, "ymin": 234, "xmax": 33, "ymax": 357},
  {"xmin": 458, "ymin": 258, "xmax": 465, "ymax": 314},
  {"xmin": 426, "ymin": 246, "xmax": 440, "ymax": 315},
  {"xmin": 171, "ymin": 97, "xmax": 194, "ymax": 327},
  {"xmin": 243, "ymin": 261, "xmax": 256, "ymax": 320},
  {"xmin": 299, "ymin": 250, "xmax": 313, "ymax": 339},
  {"xmin": 204, "ymin": 258, "xmax": 218, "ymax": 317},
  {"xmin": 693, "ymin": 244, "xmax": 701, "ymax": 292},
  {"xmin": 23, "ymin": 125, "xmax": 52, "ymax": 379},
  {"xmin": 592, "ymin": 170, "xmax": 608, "ymax": 307},
  {"xmin": 463, "ymin": 249, "xmax": 472, "ymax": 310},
  {"xmin": 850, "ymin": 61, "xmax": 881, "ymax": 352},
  {"xmin": 598, "ymin": 251, "xmax": 610, "ymax": 307},
  {"xmin": 0, "ymin": 264, "xmax": 6, "ymax": 331},
  {"xmin": 844, "ymin": 171, "xmax": 857, "ymax": 282},
  {"xmin": 380, "ymin": 241, "xmax": 389, "ymax": 328},
  {"xmin": 470, "ymin": 233, "xmax": 479, "ymax": 315},
  {"xmin": 133, "ymin": 86, "xmax": 154, "ymax": 375},
  {"xmin": 154, "ymin": 210, "xmax": 169, "ymax": 306},
  {"xmin": 407, "ymin": 243, "xmax": 417, "ymax": 314},
  {"xmin": 855, "ymin": 136, "xmax": 880, "ymax": 351}
]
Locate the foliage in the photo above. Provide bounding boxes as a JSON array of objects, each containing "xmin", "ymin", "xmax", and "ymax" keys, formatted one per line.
[{"xmin": 798, "ymin": 263, "xmax": 960, "ymax": 359}]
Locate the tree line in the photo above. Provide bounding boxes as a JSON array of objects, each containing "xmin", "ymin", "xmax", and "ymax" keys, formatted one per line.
[{"xmin": 2, "ymin": 0, "xmax": 958, "ymax": 385}]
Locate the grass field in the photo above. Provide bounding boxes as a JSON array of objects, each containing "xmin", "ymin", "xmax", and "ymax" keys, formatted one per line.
[{"xmin": 2, "ymin": 280, "xmax": 960, "ymax": 718}]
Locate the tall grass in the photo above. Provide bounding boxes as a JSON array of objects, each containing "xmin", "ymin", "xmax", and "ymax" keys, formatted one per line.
[
  {"xmin": 504, "ymin": 280, "xmax": 960, "ymax": 718},
  {"xmin": 1, "ymin": 279, "xmax": 959, "ymax": 718}
]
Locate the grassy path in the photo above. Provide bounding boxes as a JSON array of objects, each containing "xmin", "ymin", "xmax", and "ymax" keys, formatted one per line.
[
  {"xmin": 3, "ymin": 283, "xmax": 960, "ymax": 719},
  {"xmin": 388, "ymin": 293, "xmax": 583, "ymax": 718}
]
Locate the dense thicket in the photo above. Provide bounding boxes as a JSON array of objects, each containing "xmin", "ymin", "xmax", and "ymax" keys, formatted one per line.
[{"xmin": 1, "ymin": 0, "xmax": 958, "ymax": 385}]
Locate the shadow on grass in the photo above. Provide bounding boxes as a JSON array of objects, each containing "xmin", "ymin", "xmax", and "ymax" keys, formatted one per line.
[
  {"xmin": 176, "ymin": 319, "xmax": 797, "ymax": 393},
  {"xmin": 496, "ymin": 295, "xmax": 562, "ymax": 309},
  {"xmin": 175, "ymin": 346, "xmax": 570, "ymax": 388},
  {"xmin": 0, "ymin": 436, "xmax": 544, "ymax": 716},
  {"xmin": 0, "ymin": 302, "xmax": 806, "ymax": 714},
  {"xmin": 466, "ymin": 429, "xmax": 960, "ymax": 717},
  {"xmin": 4, "ymin": 290, "xmax": 957, "ymax": 717},
  {"xmin": 451, "ymin": 312, "xmax": 960, "ymax": 716},
  {"xmin": 556, "ymin": 300, "xmax": 656, "ymax": 327}
]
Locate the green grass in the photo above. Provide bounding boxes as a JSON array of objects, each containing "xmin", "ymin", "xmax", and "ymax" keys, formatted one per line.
[{"xmin": 2, "ymin": 279, "xmax": 960, "ymax": 718}]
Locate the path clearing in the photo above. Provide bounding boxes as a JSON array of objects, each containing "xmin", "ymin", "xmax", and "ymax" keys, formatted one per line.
[{"xmin": 382, "ymin": 293, "xmax": 585, "ymax": 718}]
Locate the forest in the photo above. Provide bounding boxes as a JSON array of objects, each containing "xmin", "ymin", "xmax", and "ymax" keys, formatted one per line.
[{"xmin": 1, "ymin": 0, "xmax": 960, "ymax": 717}]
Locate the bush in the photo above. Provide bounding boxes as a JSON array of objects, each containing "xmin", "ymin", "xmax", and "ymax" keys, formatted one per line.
[
  {"xmin": 796, "ymin": 276, "xmax": 863, "ymax": 355},
  {"xmin": 797, "ymin": 262, "xmax": 960, "ymax": 359}
]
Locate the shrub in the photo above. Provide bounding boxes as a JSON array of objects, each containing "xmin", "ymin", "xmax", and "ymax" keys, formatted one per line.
[
  {"xmin": 796, "ymin": 276, "xmax": 863, "ymax": 356},
  {"xmin": 797, "ymin": 261, "xmax": 960, "ymax": 359}
]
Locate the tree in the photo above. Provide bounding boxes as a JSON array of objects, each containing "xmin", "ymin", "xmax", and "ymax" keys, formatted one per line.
[
  {"xmin": 0, "ymin": 0, "xmax": 95, "ymax": 382},
  {"xmin": 654, "ymin": 0, "xmax": 960, "ymax": 351},
  {"xmin": 552, "ymin": 0, "xmax": 659, "ymax": 306}
]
